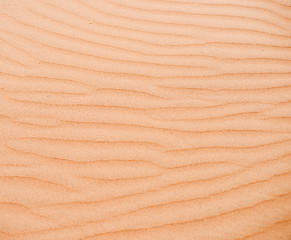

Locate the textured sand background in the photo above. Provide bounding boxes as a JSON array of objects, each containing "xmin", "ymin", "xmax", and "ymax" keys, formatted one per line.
[{"xmin": 0, "ymin": 0, "xmax": 291, "ymax": 239}]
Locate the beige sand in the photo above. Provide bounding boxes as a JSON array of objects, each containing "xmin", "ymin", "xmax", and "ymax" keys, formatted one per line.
[{"xmin": 0, "ymin": 0, "xmax": 291, "ymax": 239}]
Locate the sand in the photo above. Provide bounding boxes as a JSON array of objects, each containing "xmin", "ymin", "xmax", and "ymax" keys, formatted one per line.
[{"xmin": 0, "ymin": 0, "xmax": 291, "ymax": 239}]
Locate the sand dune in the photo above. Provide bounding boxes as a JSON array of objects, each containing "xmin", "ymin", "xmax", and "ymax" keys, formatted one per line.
[{"xmin": 0, "ymin": 0, "xmax": 291, "ymax": 239}]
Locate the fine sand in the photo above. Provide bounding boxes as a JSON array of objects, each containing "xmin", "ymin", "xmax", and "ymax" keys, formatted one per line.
[{"xmin": 0, "ymin": 0, "xmax": 291, "ymax": 239}]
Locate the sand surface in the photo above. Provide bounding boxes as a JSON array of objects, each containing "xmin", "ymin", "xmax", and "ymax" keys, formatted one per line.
[{"xmin": 0, "ymin": 0, "xmax": 291, "ymax": 239}]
